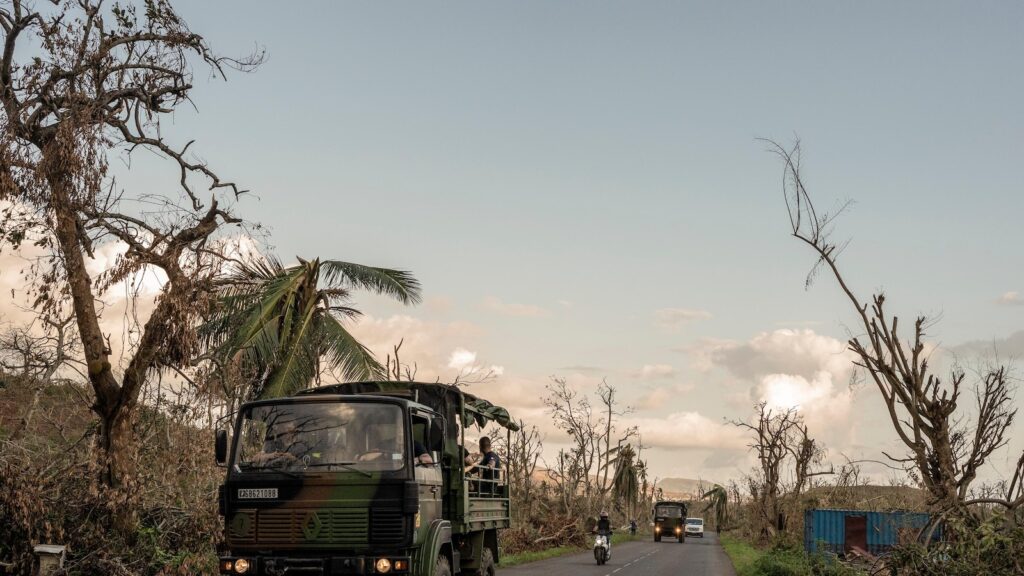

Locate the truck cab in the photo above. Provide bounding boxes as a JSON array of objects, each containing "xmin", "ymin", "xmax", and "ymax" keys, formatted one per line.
[
  {"xmin": 216, "ymin": 382, "xmax": 517, "ymax": 576},
  {"xmin": 652, "ymin": 501, "xmax": 687, "ymax": 543}
]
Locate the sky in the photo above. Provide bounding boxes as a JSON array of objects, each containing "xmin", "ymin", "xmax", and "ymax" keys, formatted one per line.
[{"xmin": 6, "ymin": 1, "xmax": 1024, "ymax": 486}]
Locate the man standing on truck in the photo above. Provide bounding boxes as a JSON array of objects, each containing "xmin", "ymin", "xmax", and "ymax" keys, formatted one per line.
[{"xmin": 466, "ymin": 436, "xmax": 501, "ymax": 495}]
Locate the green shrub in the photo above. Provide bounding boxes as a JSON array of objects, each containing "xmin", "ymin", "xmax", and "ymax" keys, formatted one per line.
[
  {"xmin": 751, "ymin": 544, "xmax": 812, "ymax": 576},
  {"xmin": 807, "ymin": 550, "xmax": 860, "ymax": 576},
  {"xmin": 887, "ymin": 517, "xmax": 1024, "ymax": 576}
]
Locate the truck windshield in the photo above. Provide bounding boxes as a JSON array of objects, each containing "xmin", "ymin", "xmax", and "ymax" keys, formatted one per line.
[
  {"xmin": 234, "ymin": 402, "xmax": 406, "ymax": 473},
  {"xmin": 687, "ymin": 518, "xmax": 703, "ymax": 525},
  {"xmin": 656, "ymin": 506, "xmax": 682, "ymax": 518}
]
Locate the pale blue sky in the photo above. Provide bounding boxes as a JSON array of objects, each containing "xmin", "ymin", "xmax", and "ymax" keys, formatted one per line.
[{"xmin": 116, "ymin": 1, "xmax": 1023, "ymax": 480}]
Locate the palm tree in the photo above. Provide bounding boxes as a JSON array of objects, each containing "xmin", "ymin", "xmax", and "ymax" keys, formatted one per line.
[
  {"xmin": 203, "ymin": 256, "xmax": 421, "ymax": 400},
  {"xmin": 610, "ymin": 444, "xmax": 640, "ymax": 519},
  {"xmin": 634, "ymin": 458, "xmax": 651, "ymax": 523},
  {"xmin": 701, "ymin": 484, "xmax": 729, "ymax": 532}
]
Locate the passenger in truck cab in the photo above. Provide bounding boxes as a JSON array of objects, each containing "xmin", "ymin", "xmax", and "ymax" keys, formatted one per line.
[
  {"xmin": 414, "ymin": 441, "xmax": 433, "ymax": 465},
  {"xmin": 252, "ymin": 418, "xmax": 314, "ymax": 466}
]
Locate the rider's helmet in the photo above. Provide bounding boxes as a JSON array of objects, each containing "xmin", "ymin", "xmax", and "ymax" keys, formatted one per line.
[{"xmin": 600, "ymin": 510, "xmax": 609, "ymax": 518}]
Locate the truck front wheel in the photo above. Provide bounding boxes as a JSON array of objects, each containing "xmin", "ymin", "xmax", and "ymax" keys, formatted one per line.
[
  {"xmin": 435, "ymin": 555, "xmax": 452, "ymax": 576},
  {"xmin": 477, "ymin": 548, "xmax": 495, "ymax": 576}
]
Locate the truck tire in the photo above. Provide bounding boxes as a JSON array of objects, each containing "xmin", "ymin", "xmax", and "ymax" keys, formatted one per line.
[
  {"xmin": 435, "ymin": 555, "xmax": 452, "ymax": 576},
  {"xmin": 477, "ymin": 548, "xmax": 495, "ymax": 576}
]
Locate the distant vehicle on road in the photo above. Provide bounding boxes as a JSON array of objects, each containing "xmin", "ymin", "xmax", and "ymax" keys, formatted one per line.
[
  {"xmin": 652, "ymin": 500, "xmax": 687, "ymax": 543},
  {"xmin": 685, "ymin": 518, "xmax": 705, "ymax": 538}
]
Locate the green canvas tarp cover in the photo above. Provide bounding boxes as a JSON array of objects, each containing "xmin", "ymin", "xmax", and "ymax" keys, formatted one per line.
[{"xmin": 301, "ymin": 381, "xmax": 520, "ymax": 431}]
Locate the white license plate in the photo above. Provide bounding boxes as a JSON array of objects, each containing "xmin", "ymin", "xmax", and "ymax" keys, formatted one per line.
[{"xmin": 238, "ymin": 488, "xmax": 278, "ymax": 499}]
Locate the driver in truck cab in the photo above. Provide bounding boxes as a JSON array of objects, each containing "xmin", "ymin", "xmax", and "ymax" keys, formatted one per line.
[{"xmin": 251, "ymin": 418, "xmax": 317, "ymax": 467}]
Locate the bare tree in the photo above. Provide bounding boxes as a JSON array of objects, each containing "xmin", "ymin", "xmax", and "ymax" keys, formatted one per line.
[
  {"xmin": 1, "ymin": 310, "xmax": 79, "ymax": 440},
  {"xmin": 767, "ymin": 139, "xmax": 1023, "ymax": 523},
  {"xmin": 0, "ymin": 0, "xmax": 262, "ymax": 493},
  {"xmin": 384, "ymin": 339, "xmax": 418, "ymax": 382},
  {"xmin": 595, "ymin": 380, "xmax": 635, "ymax": 504},
  {"xmin": 788, "ymin": 422, "xmax": 831, "ymax": 497},
  {"xmin": 501, "ymin": 419, "xmax": 544, "ymax": 523},
  {"xmin": 731, "ymin": 401, "xmax": 800, "ymax": 538},
  {"xmin": 544, "ymin": 377, "xmax": 599, "ymax": 509}
]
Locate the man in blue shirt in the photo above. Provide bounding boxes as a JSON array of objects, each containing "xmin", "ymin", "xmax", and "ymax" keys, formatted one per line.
[
  {"xmin": 478, "ymin": 436, "xmax": 500, "ymax": 470},
  {"xmin": 466, "ymin": 436, "xmax": 501, "ymax": 495}
]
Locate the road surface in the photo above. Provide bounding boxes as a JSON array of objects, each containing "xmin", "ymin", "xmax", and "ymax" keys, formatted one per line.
[{"xmin": 500, "ymin": 533, "xmax": 737, "ymax": 576}]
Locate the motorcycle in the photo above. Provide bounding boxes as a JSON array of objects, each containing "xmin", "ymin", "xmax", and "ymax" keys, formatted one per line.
[{"xmin": 593, "ymin": 533, "xmax": 610, "ymax": 565}]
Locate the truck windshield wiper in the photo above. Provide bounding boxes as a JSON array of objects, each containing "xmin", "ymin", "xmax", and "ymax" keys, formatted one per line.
[
  {"xmin": 306, "ymin": 462, "xmax": 373, "ymax": 478},
  {"xmin": 238, "ymin": 462, "xmax": 304, "ymax": 478}
]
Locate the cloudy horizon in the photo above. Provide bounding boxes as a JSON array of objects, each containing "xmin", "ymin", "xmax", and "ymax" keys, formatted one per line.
[{"xmin": 2, "ymin": 0, "xmax": 1022, "ymax": 489}]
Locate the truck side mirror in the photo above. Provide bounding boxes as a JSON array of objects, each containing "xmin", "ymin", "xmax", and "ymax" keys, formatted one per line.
[{"xmin": 215, "ymin": 429, "xmax": 228, "ymax": 466}]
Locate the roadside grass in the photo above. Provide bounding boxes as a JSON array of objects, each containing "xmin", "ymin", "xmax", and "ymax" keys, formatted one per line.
[
  {"xmin": 720, "ymin": 535, "xmax": 864, "ymax": 576},
  {"xmin": 501, "ymin": 530, "xmax": 649, "ymax": 568},
  {"xmin": 720, "ymin": 534, "xmax": 764, "ymax": 576}
]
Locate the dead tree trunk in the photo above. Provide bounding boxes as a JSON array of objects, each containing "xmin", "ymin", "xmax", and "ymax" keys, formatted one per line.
[{"xmin": 767, "ymin": 138, "xmax": 1023, "ymax": 524}]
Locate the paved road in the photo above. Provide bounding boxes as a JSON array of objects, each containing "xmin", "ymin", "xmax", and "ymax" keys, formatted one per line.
[{"xmin": 501, "ymin": 533, "xmax": 737, "ymax": 576}]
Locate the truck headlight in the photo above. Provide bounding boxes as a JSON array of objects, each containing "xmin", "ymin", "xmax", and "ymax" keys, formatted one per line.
[
  {"xmin": 376, "ymin": 558, "xmax": 392, "ymax": 573},
  {"xmin": 234, "ymin": 558, "xmax": 250, "ymax": 574}
]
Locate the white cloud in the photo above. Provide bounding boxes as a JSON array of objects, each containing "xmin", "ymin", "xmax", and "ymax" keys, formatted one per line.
[
  {"xmin": 692, "ymin": 329, "xmax": 860, "ymax": 449},
  {"xmin": 757, "ymin": 371, "xmax": 855, "ymax": 429},
  {"xmin": 448, "ymin": 347, "xmax": 478, "ymax": 371},
  {"xmin": 655, "ymin": 308, "xmax": 712, "ymax": 328},
  {"xmin": 481, "ymin": 296, "xmax": 549, "ymax": 318},
  {"xmin": 997, "ymin": 291, "xmax": 1024, "ymax": 306},
  {"xmin": 625, "ymin": 411, "xmax": 747, "ymax": 450},
  {"xmin": 696, "ymin": 328, "xmax": 855, "ymax": 384},
  {"xmin": 639, "ymin": 364, "xmax": 676, "ymax": 380},
  {"xmin": 346, "ymin": 313, "xmax": 484, "ymax": 381}
]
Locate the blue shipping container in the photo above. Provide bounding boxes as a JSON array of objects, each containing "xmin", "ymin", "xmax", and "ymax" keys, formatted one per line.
[{"xmin": 803, "ymin": 508, "xmax": 939, "ymax": 556}]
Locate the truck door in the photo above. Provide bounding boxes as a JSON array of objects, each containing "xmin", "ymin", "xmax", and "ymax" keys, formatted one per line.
[{"xmin": 413, "ymin": 414, "xmax": 443, "ymax": 542}]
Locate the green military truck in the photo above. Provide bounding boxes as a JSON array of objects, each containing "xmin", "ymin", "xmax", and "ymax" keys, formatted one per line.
[
  {"xmin": 652, "ymin": 500, "xmax": 687, "ymax": 543},
  {"xmin": 215, "ymin": 381, "xmax": 517, "ymax": 576}
]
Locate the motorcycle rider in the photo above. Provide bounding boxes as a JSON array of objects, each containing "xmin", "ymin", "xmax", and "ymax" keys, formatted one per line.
[
  {"xmin": 629, "ymin": 518, "xmax": 637, "ymax": 535},
  {"xmin": 597, "ymin": 511, "xmax": 612, "ymax": 535},
  {"xmin": 598, "ymin": 511, "xmax": 613, "ymax": 548}
]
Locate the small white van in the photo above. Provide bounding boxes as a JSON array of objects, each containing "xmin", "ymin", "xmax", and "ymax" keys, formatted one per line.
[{"xmin": 685, "ymin": 517, "xmax": 705, "ymax": 538}]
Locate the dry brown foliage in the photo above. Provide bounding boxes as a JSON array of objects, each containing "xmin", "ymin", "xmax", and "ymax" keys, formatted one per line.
[{"xmin": 0, "ymin": 376, "xmax": 223, "ymax": 575}]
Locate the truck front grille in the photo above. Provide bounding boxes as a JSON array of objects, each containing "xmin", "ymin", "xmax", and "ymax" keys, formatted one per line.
[
  {"xmin": 370, "ymin": 509, "xmax": 405, "ymax": 545},
  {"xmin": 255, "ymin": 508, "xmax": 369, "ymax": 546}
]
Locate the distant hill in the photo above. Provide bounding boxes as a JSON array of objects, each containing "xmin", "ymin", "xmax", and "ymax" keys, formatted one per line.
[
  {"xmin": 655, "ymin": 477, "xmax": 718, "ymax": 499},
  {"xmin": 800, "ymin": 484, "xmax": 930, "ymax": 512},
  {"xmin": 524, "ymin": 470, "xmax": 719, "ymax": 503}
]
